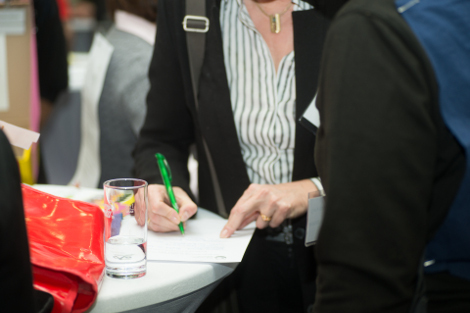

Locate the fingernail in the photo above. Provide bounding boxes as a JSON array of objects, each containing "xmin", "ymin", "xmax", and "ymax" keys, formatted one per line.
[
  {"xmin": 220, "ymin": 229, "xmax": 228, "ymax": 238},
  {"xmin": 181, "ymin": 212, "xmax": 189, "ymax": 222},
  {"xmin": 172, "ymin": 216, "xmax": 180, "ymax": 224}
]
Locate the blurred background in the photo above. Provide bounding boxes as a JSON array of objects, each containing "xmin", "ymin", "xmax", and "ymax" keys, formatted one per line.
[{"xmin": 35, "ymin": 0, "xmax": 111, "ymax": 185}]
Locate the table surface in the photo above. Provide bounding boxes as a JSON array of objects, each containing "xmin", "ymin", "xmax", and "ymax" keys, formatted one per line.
[
  {"xmin": 31, "ymin": 185, "xmax": 237, "ymax": 313},
  {"xmin": 87, "ymin": 260, "xmax": 236, "ymax": 312}
]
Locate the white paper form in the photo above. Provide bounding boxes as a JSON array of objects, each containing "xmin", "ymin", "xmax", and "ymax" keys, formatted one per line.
[
  {"xmin": 69, "ymin": 33, "xmax": 114, "ymax": 188},
  {"xmin": 147, "ymin": 209, "xmax": 255, "ymax": 263}
]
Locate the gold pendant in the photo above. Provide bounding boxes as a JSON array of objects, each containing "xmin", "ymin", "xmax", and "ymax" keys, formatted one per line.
[{"xmin": 269, "ymin": 13, "xmax": 281, "ymax": 34}]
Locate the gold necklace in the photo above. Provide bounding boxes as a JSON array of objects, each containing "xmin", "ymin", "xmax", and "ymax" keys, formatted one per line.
[{"xmin": 254, "ymin": 1, "xmax": 293, "ymax": 34}]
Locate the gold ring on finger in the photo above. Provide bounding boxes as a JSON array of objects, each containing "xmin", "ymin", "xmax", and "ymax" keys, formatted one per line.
[{"xmin": 260, "ymin": 214, "xmax": 272, "ymax": 222}]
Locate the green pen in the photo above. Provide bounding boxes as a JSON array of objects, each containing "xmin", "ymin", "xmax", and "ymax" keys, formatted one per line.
[{"xmin": 155, "ymin": 153, "xmax": 185, "ymax": 235}]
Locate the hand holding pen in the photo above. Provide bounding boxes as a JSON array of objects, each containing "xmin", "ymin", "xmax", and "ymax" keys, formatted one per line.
[
  {"xmin": 137, "ymin": 155, "xmax": 197, "ymax": 233},
  {"xmin": 151, "ymin": 153, "xmax": 197, "ymax": 234}
]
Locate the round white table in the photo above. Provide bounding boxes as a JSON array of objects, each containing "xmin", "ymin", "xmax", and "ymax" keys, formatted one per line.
[
  {"xmin": 31, "ymin": 185, "xmax": 237, "ymax": 313},
  {"xmin": 87, "ymin": 261, "xmax": 236, "ymax": 313}
]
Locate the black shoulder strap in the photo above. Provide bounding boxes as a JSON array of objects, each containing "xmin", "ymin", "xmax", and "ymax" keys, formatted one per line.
[
  {"xmin": 184, "ymin": 0, "xmax": 227, "ymax": 217},
  {"xmin": 183, "ymin": 0, "xmax": 210, "ymax": 101}
]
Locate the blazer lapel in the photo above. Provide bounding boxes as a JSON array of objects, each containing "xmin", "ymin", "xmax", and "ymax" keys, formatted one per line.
[
  {"xmin": 197, "ymin": 0, "xmax": 251, "ymax": 208},
  {"xmin": 293, "ymin": 8, "xmax": 330, "ymax": 120}
]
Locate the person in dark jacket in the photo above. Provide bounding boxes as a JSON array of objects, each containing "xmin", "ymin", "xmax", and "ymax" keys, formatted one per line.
[
  {"xmin": 34, "ymin": 0, "xmax": 69, "ymax": 127},
  {"xmin": 314, "ymin": 0, "xmax": 470, "ymax": 312},
  {"xmin": 133, "ymin": 0, "xmax": 330, "ymax": 311},
  {"xmin": 0, "ymin": 130, "xmax": 54, "ymax": 313}
]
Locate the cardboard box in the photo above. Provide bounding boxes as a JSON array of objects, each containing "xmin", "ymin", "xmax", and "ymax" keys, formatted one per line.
[{"xmin": 0, "ymin": 0, "xmax": 33, "ymax": 130}]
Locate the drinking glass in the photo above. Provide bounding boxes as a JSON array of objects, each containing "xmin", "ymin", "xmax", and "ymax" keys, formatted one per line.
[{"xmin": 103, "ymin": 178, "xmax": 148, "ymax": 279}]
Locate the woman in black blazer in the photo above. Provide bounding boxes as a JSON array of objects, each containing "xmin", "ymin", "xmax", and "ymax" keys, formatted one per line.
[{"xmin": 133, "ymin": 0, "xmax": 330, "ymax": 311}]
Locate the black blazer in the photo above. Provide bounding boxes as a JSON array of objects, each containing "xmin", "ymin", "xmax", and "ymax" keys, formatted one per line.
[
  {"xmin": 134, "ymin": 0, "xmax": 330, "ymax": 216},
  {"xmin": 314, "ymin": 0, "xmax": 467, "ymax": 311},
  {"xmin": 133, "ymin": 1, "xmax": 330, "ymax": 309}
]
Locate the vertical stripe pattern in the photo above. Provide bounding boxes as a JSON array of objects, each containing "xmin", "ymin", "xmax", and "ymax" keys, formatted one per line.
[{"xmin": 220, "ymin": 0, "xmax": 312, "ymax": 185}]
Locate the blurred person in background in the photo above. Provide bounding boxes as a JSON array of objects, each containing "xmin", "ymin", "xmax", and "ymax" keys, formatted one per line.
[
  {"xmin": 0, "ymin": 128, "xmax": 37, "ymax": 312},
  {"xmin": 68, "ymin": 0, "xmax": 107, "ymax": 21},
  {"xmin": 314, "ymin": 0, "xmax": 470, "ymax": 312},
  {"xmin": 96, "ymin": 0, "xmax": 157, "ymax": 186},
  {"xmin": 34, "ymin": 0, "xmax": 69, "ymax": 184},
  {"xmin": 34, "ymin": 0, "xmax": 69, "ymax": 128},
  {"xmin": 1, "ymin": 129, "xmax": 54, "ymax": 312},
  {"xmin": 133, "ymin": 0, "xmax": 333, "ymax": 312}
]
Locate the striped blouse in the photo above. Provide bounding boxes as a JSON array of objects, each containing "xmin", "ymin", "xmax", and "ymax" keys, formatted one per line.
[{"xmin": 220, "ymin": 0, "xmax": 319, "ymax": 187}]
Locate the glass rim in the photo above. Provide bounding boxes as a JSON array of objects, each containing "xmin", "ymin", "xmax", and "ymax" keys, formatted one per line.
[{"xmin": 103, "ymin": 178, "xmax": 148, "ymax": 190}]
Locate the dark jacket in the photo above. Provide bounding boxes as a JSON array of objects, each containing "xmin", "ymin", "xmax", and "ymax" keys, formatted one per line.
[
  {"xmin": 314, "ymin": 0, "xmax": 467, "ymax": 312},
  {"xmin": 0, "ymin": 130, "xmax": 35, "ymax": 312}
]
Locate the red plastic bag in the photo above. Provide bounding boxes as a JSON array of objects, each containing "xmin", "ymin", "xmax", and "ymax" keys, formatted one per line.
[{"xmin": 22, "ymin": 184, "xmax": 105, "ymax": 313}]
